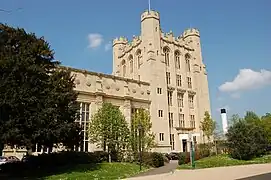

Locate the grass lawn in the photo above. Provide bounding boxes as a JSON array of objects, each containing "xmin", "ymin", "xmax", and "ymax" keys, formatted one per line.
[
  {"xmin": 45, "ymin": 162, "xmax": 147, "ymax": 180},
  {"xmin": 178, "ymin": 154, "xmax": 271, "ymax": 169}
]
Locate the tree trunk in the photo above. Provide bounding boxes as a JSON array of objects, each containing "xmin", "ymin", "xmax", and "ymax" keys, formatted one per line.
[
  {"xmin": 108, "ymin": 146, "xmax": 111, "ymax": 163},
  {"xmin": 0, "ymin": 142, "xmax": 3, "ymax": 156}
]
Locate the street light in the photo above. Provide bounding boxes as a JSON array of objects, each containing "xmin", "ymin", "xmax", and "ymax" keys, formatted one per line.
[{"xmin": 138, "ymin": 123, "xmax": 143, "ymax": 171}]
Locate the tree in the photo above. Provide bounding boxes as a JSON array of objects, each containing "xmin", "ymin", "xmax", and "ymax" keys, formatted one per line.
[
  {"xmin": 228, "ymin": 114, "xmax": 240, "ymax": 127},
  {"xmin": 226, "ymin": 117, "xmax": 269, "ymax": 160},
  {"xmin": 129, "ymin": 108, "xmax": 155, "ymax": 157},
  {"xmin": 0, "ymin": 24, "xmax": 81, "ymax": 152},
  {"xmin": 244, "ymin": 111, "xmax": 261, "ymax": 125},
  {"xmin": 200, "ymin": 111, "xmax": 216, "ymax": 143},
  {"xmin": 261, "ymin": 113, "xmax": 271, "ymax": 143},
  {"xmin": 88, "ymin": 102, "xmax": 130, "ymax": 162}
]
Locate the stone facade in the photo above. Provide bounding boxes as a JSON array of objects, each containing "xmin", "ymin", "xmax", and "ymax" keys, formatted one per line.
[
  {"xmin": 2, "ymin": 10, "xmax": 211, "ymax": 157},
  {"xmin": 112, "ymin": 10, "xmax": 211, "ymax": 153}
]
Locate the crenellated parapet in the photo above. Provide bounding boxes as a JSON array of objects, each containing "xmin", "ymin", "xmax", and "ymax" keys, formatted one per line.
[
  {"xmin": 182, "ymin": 28, "xmax": 200, "ymax": 39},
  {"xmin": 161, "ymin": 30, "xmax": 193, "ymax": 51},
  {"xmin": 113, "ymin": 36, "xmax": 128, "ymax": 46},
  {"xmin": 114, "ymin": 35, "xmax": 142, "ymax": 58},
  {"xmin": 141, "ymin": 10, "xmax": 160, "ymax": 22}
]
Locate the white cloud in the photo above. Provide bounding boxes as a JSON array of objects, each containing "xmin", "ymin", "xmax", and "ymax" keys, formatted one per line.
[
  {"xmin": 219, "ymin": 69, "xmax": 271, "ymax": 92},
  {"xmin": 87, "ymin": 33, "xmax": 103, "ymax": 49},
  {"xmin": 230, "ymin": 93, "xmax": 240, "ymax": 99},
  {"xmin": 104, "ymin": 41, "xmax": 112, "ymax": 51}
]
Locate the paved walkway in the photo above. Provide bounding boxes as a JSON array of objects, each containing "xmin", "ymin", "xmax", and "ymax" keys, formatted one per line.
[
  {"xmin": 127, "ymin": 163, "xmax": 271, "ymax": 180},
  {"xmin": 132, "ymin": 160, "xmax": 178, "ymax": 177}
]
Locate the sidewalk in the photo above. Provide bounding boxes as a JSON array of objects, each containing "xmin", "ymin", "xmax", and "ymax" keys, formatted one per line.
[
  {"xmin": 132, "ymin": 160, "xmax": 178, "ymax": 177},
  {"xmin": 127, "ymin": 163, "xmax": 271, "ymax": 180}
]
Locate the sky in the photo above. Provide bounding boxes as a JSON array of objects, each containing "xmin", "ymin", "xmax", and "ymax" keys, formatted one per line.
[{"xmin": 1, "ymin": 0, "xmax": 271, "ymax": 127}]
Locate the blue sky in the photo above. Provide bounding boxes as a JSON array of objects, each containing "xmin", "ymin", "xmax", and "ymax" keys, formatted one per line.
[{"xmin": 1, "ymin": 0, "xmax": 271, "ymax": 126}]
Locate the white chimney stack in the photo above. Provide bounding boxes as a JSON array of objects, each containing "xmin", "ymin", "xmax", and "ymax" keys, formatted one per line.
[{"xmin": 221, "ymin": 108, "xmax": 228, "ymax": 134}]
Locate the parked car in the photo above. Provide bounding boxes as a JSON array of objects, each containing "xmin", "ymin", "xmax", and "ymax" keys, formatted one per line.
[
  {"xmin": 0, "ymin": 156, "xmax": 8, "ymax": 165},
  {"xmin": 168, "ymin": 152, "xmax": 179, "ymax": 160},
  {"xmin": 7, "ymin": 156, "xmax": 20, "ymax": 162}
]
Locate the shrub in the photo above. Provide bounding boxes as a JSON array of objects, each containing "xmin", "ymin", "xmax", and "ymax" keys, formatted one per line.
[
  {"xmin": 197, "ymin": 144, "xmax": 211, "ymax": 159},
  {"xmin": 150, "ymin": 152, "xmax": 164, "ymax": 167},
  {"xmin": 140, "ymin": 152, "xmax": 164, "ymax": 168},
  {"xmin": 178, "ymin": 153, "xmax": 186, "ymax": 165},
  {"xmin": 226, "ymin": 119, "xmax": 269, "ymax": 160},
  {"xmin": 93, "ymin": 151, "xmax": 108, "ymax": 162},
  {"xmin": 0, "ymin": 151, "xmax": 110, "ymax": 177}
]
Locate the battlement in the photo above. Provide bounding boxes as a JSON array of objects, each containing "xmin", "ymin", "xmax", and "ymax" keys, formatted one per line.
[
  {"xmin": 141, "ymin": 10, "xmax": 160, "ymax": 22},
  {"xmin": 113, "ymin": 36, "xmax": 128, "ymax": 46},
  {"xmin": 182, "ymin": 28, "xmax": 200, "ymax": 38}
]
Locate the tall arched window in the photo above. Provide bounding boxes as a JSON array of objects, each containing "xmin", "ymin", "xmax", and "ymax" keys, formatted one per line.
[
  {"xmin": 175, "ymin": 51, "xmax": 180, "ymax": 69},
  {"xmin": 123, "ymin": 65, "xmax": 126, "ymax": 77},
  {"xmin": 121, "ymin": 59, "xmax": 126, "ymax": 77},
  {"xmin": 136, "ymin": 49, "xmax": 141, "ymax": 69},
  {"xmin": 185, "ymin": 53, "xmax": 191, "ymax": 72},
  {"xmin": 128, "ymin": 55, "xmax": 133, "ymax": 73},
  {"xmin": 163, "ymin": 47, "xmax": 170, "ymax": 66}
]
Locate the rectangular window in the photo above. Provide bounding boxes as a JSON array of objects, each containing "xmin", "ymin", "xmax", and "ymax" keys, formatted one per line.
[
  {"xmin": 188, "ymin": 95, "xmax": 194, "ymax": 108},
  {"xmin": 176, "ymin": 75, "xmax": 182, "ymax": 87},
  {"xmin": 159, "ymin": 133, "xmax": 164, "ymax": 141},
  {"xmin": 177, "ymin": 93, "xmax": 184, "ymax": 107},
  {"xmin": 166, "ymin": 72, "xmax": 171, "ymax": 84},
  {"xmin": 187, "ymin": 77, "xmax": 192, "ymax": 88},
  {"xmin": 170, "ymin": 134, "xmax": 175, "ymax": 150},
  {"xmin": 157, "ymin": 88, "xmax": 162, "ymax": 94},
  {"xmin": 190, "ymin": 115, "xmax": 195, "ymax": 128},
  {"xmin": 169, "ymin": 112, "xmax": 173, "ymax": 128},
  {"xmin": 179, "ymin": 113, "xmax": 185, "ymax": 128},
  {"xmin": 74, "ymin": 102, "xmax": 91, "ymax": 152},
  {"xmin": 167, "ymin": 91, "xmax": 173, "ymax": 106},
  {"xmin": 158, "ymin": 110, "xmax": 163, "ymax": 117},
  {"xmin": 138, "ymin": 75, "xmax": 140, "ymax": 81}
]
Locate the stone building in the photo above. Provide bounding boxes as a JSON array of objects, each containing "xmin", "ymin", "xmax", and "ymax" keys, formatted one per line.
[
  {"xmin": 111, "ymin": 9, "xmax": 211, "ymax": 153},
  {"xmin": 2, "ymin": 9, "xmax": 211, "ymax": 158}
]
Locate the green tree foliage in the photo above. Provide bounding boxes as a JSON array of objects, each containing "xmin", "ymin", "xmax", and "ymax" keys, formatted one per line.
[
  {"xmin": 88, "ymin": 102, "xmax": 130, "ymax": 162},
  {"xmin": 244, "ymin": 111, "xmax": 261, "ymax": 125},
  {"xmin": 226, "ymin": 113, "xmax": 269, "ymax": 160},
  {"xmin": 200, "ymin": 111, "xmax": 216, "ymax": 142},
  {"xmin": 0, "ymin": 24, "xmax": 81, "ymax": 151},
  {"xmin": 261, "ymin": 113, "xmax": 271, "ymax": 143},
  {"xmin": 130, "ymin": 108, "xmax": 155, "ymax": 156},
  {"xmin": 228, "ymin": 114, "xmax": 240, "ymax": 127}
]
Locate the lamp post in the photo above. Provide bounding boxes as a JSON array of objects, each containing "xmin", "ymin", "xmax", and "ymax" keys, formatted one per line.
[{"xmin": 138, "ymin": 123, "xmax": 143, "ymax": 171}]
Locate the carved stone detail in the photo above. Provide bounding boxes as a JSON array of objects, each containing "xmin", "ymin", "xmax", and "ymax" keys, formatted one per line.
[
  {"xmin": 116, "ymin": 87, "xmax": 120, "ymax": 91},
  {"xmin": 132, "ymin": 89, "xmax": 136, "ymax": 93},
  {"xmin": 177, "ymin": 88, "xmax": 186, "ymax": 93},
  {"xmin": 75, "ymin": 79, "xmax": 80, "ymax": 85},
  {"xmin": 188, "ymin": 90, "xmax": 196, "ymax": 95},
  {"xmin": 86, "ymin": 81, "xmax": 91, "ymax": 87}
]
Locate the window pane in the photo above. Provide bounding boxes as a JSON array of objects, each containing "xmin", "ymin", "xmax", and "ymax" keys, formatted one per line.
[
  {"xmin": 84, "ymin": 141, "xmax": 89, "ymax": 152},
  {"xmin": 81, "ymin": 113, "xmax": 85, "ymax": 122},
  {"xmin": 82, "ymin": 103, "xmax": 85, "ymax": 111},
  {"xmin": 86, "ymin": 104, "xmax": 89, "ymax": 112}
]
